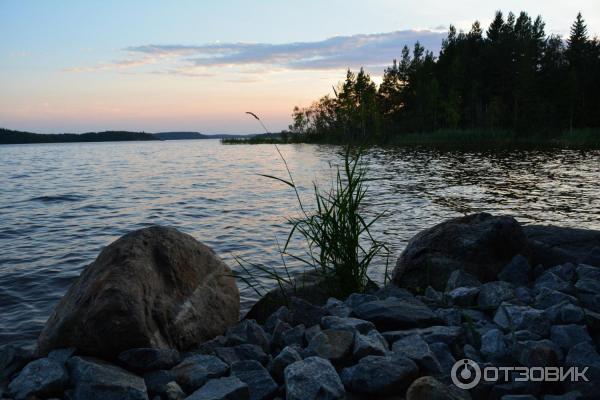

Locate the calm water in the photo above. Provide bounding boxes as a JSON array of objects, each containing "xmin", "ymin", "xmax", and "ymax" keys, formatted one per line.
[{"xmin": 1, "ymin": 140, "xmax": 600, "ymax": 346}]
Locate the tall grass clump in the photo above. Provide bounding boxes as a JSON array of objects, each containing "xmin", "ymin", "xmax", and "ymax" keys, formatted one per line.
[{"xmin": 235, "ymin": 146, "xmax": 388, "ymax": 300}]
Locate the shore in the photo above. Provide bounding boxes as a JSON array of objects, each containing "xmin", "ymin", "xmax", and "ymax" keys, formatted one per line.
[{"xmin": 1, "ymin": 214, "xmax": 600, "ymax": 399}]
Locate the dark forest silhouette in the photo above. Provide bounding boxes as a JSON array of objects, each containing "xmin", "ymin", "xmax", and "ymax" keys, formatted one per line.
[{"xmin": 288, "ymin": 11, "xmax": 600, "ymax": 141}]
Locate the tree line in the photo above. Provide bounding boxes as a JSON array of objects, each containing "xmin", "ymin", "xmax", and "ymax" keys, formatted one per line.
[{"xmin": 288, "ymin": 12, "xmax": 600, "ymax": 141}]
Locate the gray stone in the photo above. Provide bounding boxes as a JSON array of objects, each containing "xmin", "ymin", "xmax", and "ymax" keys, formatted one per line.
[
  {"xmin": 564, "ymin": 342, "xmax": 600, "ymax": 399},
  {"xmin": 271, "ymin": 320, "xmax": 292, "ymax": 349},
  {"xmin": 576, "ymin": 264, "xmax": 600, "ymax": 281},
  {"xmin": 284, "ymin": 357, "xmax": 344, "ymax": 400},
  {"xmin": 304, "ymin": 325, "xmax": 321, "ymax": 344},
  {"xmin": 118, "ymin": 348, "xmax": 181, "ymax": 372},
  {"xmin": 320, "ymin": 316, "xmax": 375, "ymax": 334},
  {"xmin": 226, "ymin": 320, "xmax": 271, "ymax": 353},
  {"xmin": 38, "ymin": 226, "xmax": 239, "ymax": 357},
  {"xmin": 446, "ymin": 287, "xmax": 480, "ymax": 307},
  {"xmin": 560, "ymin": 303, "xmax": 585, "ymax": 324},
  {"xmin": 478, "ymin": 281, "xmax": 515, "ymax": 310},
  {"xmin": 306, "ymin": 329, "xmax": 354, "ymax": 363},
  {"xmin": 170, "ymin": 354, "xmax": 229, "ymax": 392},
  {"xmin": 164, "ymin": 381, "xmax": 185, "ymax": 400},
  {"xmin": 514, "ymin": 286, "xmax": 534, "ymax": 305},
  {"xmin": 264, "ymin": 306, "xmax": 290, "ymax": 334},
  {"xmin": 463, "ymin": 344, "xmax": 481, "ymax": 362},
  {"xmin": 48, "ymin": 347, "xmax": 76, "ymax": 366},
  {"xmin": 429, "ymin": 342, "xmax": 456, "ymax": 375},
  {"xmin": 493, "ymin": 303, "xmax": 551, "ymax": 336},
  {"xmin": 324, "ymin": 298, "xmax": 351, "ymax": 318},
  {"xmin": 548, "ymin": 263, "xmax": 577, "ymax": 282},
  {"xmin": 505, "ymin": 330, "xmax": 541, "ymax": 342},
  {"xmin": 143, "ymin": 370, "xmax": 176, "ymax": 396},
  {"xmin": 351, "ymin": 297, "xmax": 441, "ymax": 331},
  {"xmin": 8, "ymin": 358, "xmax": 68, "ymax": 400},
  {"xmin": 353, "ymin": 330, "xmax": 388, "ymax": 358},
  {"xmin": 437, "ymin": 308, "xmax": 462, "ymax": 326},
  {"xmin": 0, "ymin": 344, "xmax": 36, "ymax": 383},
  {"xmin": 382, "ymin": 325, "xmax": 463, "ymax": 347},
  {"xmin": 406, "ymin": 376, "xmax": 470, "ymax": 400},
  {"xmin": 280, "ymin": 324, "xmax": 305, "ymax": 348},
  {"xmin": 392, "ymin": 334, "xmax": 441, "ymax": 374},
  {"xmin": 575, "ymin": 277, "xmax": 600, "ymax": 294},
  {"xmin": 195, "ymin": 336, "xmax": 227, "ymax": 355},
  {"xmin": 344, "ymin": 293, "xmax": 378, "ymax": 309},
  {"xmin": 67, "ymin": 356, "xmax": 148, "ymax": 400},
  {"xmin": 513, "ymin": 339, "xmax": 563, "ymax": 367},
  {"xmin": 535, "ymin": 271, "xmax": 572, "ymax": 293},
  {"xmin": 186, "ymin": 376, "xmax": 249, "ymax": 400},
  {"xmin": 550, "ymin": 325, "xmax": 592, "ymax": 350},
  {"xmin": 289, "ymin": 297, "xmax": 326, "ymax": 327},
  {"xmin": 498, "ymin": 255, "xmax": 531, "ymax": 286},
  {"xmin": 534, "ymin": 288, "xmax": 578, "ymax": 309},
  {"xmin": 269, "ymin": 346, "xmax": 302, "ymax": 382},
  {"xmin": 446, "ymin": 270, "xmax": 482, "ymax": 291},
  {"xmin": 214, "ymin": 344, "xmax": 269, "ymax": 366},
  {"xmin": 543, "ymin": 391, "xmax": 584, "ymax": 400},
  {"xmin": 231, "ymin": 360, "xmax": 277, "ymax": 400},
  {"xmin": 424, "ymin": 286, "xmax": 444, "ymax": 304},
  {"xmin": 340, "ymin": 355, "xmax": 418, "ymax": 395},
  {"xmin": 480, "ymin": 329, "xmax": 508, "ymax": 361},
  {"xmin": 374, "ymin": 285, "xmax": 416, "ymax": 300}
]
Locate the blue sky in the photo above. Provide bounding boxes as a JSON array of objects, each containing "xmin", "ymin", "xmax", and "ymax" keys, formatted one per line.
[{"xmin": 1, "ymin": 1, "xmax": 598, "ymax": 134}]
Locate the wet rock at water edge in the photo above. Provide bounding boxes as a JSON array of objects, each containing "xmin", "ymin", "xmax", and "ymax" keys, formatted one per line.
[
  {"xmin": 8, "ymin": 358, "xmax": 68, "ymax": 400},
  {"xmin": 284, "ymin": 357, "xmax": 345, "ymax": 400},
  {"xmin": 38, "ymin": 226, "xmax": 239, "ymax": 357}
]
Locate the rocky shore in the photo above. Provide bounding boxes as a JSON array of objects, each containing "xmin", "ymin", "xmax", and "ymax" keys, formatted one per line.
[{"xmin": 1, "ymin": 213, "xmax": 600, "ymax": 400}]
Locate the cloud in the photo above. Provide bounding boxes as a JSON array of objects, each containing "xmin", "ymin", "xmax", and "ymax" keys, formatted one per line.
[{"xmin": 66, "ymin": 30, "xmax": 446, "ymax": 75}]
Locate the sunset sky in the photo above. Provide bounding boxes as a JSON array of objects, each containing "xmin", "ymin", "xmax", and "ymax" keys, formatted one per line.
[{"xmin": 1, "ymin": 1, "xmax": 598, "ymax": 134}]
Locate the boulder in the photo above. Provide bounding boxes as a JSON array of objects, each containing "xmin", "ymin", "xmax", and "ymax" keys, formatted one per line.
[
  {"xmin": 8, "ymin": 358, "xmax": 68, "ymax": 400},
  {"xmin": 392, "ymin": 213, "xmax": 528, "ymax": 291},
  {"xmin": 284, "ymin": 357, "xmax": 345, "ymax": 400},
  {"xmin": 524, "ymin": 225, "xmax": 600, "ymax": 267},
  {"xmin": 67, "ymin": 356, "xmax": 148, "ymax": 400},
  {"xmin": 38, "ymin": 226, "xmax": 239, "ymax": 357}
]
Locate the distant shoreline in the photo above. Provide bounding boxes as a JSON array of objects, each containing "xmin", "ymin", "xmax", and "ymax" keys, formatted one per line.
[{"xmin": 0, "ymin": 128, "xmax": 249, "ymax": 145}]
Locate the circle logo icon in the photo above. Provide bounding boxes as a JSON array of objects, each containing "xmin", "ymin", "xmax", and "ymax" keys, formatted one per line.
[{"xmin": 451, "ymin": 359, "xmax": 481, "ymax": 389}]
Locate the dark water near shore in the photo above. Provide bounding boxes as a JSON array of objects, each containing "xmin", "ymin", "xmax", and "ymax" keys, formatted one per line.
[{"xmin": 1, "ymin": 140, "xmax": 600, "ymax": 346}]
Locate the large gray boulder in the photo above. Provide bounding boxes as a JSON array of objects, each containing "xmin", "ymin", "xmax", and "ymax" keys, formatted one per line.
[
  {"xmin": 392, "ymin": 213, "xmax": 528, "ymax": 291},
  {"xmin": 38, "ymin": 226, "xmax": 239, "ymax": 357}
]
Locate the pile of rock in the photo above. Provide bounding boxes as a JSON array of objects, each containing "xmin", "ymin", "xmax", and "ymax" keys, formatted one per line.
[{"xmin": 2, "ymin": 215, "xmax": 600, "ymax": 399}]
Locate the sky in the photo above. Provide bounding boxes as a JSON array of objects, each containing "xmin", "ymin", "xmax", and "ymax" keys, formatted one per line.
[{"xmin": 1, "ymin": 1, "xmax": 599, "ymax": 134}]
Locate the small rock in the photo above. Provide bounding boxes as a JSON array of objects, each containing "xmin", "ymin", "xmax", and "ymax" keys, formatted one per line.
[
  {"xmin": 0, "ymin": 344, "xmax": 36, "ymax": 383},
  {"xmin": 226, "ymin": 320, "xmax": 270, "ymax": 353},
  {"xmin": 351, "ymin": 297, "xmax": 441, "ymax": 331},
  {"xmin": 289, "ymin": 297, "xmax": 326, "ymax": 327},
  {"xmin": 344, "ymin": 293, "xmax": 378, "ymax": 309},
  {"xmin": 513, "ymin": 340, "xmax": 563, "ymax": 367},
  {"xmin": 424, "ymin": 286, "xmax": 444, "ymax": 305},
  {"xmin": 548, "ymin": 263, "xmax": 576, "ymax": 282},
  {"xmin": 196, "ymin": 336, "xmax": 228, "ymax": 355},
  {"xmin": 284, "ymin": 357, "xmax": 344, "ymax": 400},
  {"xmin": 306, "ymin": 329, "xmax": 354, "ymax": 363},
  {"xmin": 429, "ymin": 342, "xmax": 456, "ymax": 375},
  {"xmin": 446, "ymin": 287, "xmax": 480, "ymax": 307},
  {"xmin": 67, "ymin": 356, "xmax": 148, "ymax": 400},
  {"xmin": 480, "ymin": 329, "xmax": 508, "ymax": 362},
  {"xmin": 143, "ymin": 370, "xmax": 176, "ymax": 396},
  {"xmin": 281, "ymin": 324, "xmax": 305, "ymax": 348},
  {"xmin": 304, "ymin": 325, "xmax": 321, "ymax": 343},
  {"xmin": 324, "ymin": 298, "xmax": 351, "ymax": 318},
  {"xmin": 164, "ymin": 381, "xmax": 185, "ymax": 400},
  {"xmin": 231, "ymin": 360, "xmax": 277, "ymax": 400},
  {"xmin": 576, "ymin": 264, "xmax": 600, "ymax": 281},
  {"xmin": 392, "ymin": 334, "xmax": 441, "ymax": 374},
  {"xmin": 269, "ymin": 346, "xmax": 302, "ymax": 382},
  {"xmin": 170, "ymin": 354, "xmax": 229, "ymax": 392},
  {"xmin": 564, "ymin": 342, "xmax": 600, "ymax": 398},
  {"xmin": 543, "ymin": 392, "xmax": 583, "ymax": 400},
  {"xmin": 478, "ymin": 281, "xmax": 515, "ymax": 310},
  {"xmin": 186, "ymin": 376, "xmax": 249, "ymax": 400},
  {"xmin": 446, "ymin": 270, "xmax": 482, "ymax": 291},
  {"xmin": 264, "ymin": 306, "xmax": 290, "ymax": 334},
  {"xmin": 374, "ymin": 285, "xmax": 415, "ymax": 300},
  {"xmin": 505, "ymin": 330, "xmax": 541, "ymax": 342},
  {"xmin": 498, "ymin": 254, "xmax": 531, "ymax": 286},
  {"xmin": 8, "ymin": 358, "xmax": 68, "ymax": 400},
  {"xmin": 48, "ymin": 347, "xmax": 76, "ymax": 366},
  {"xmin": 118, "ymin": 348, "xmax": 180, "ymax": 372},
  {"xmin": 214, "ymin": 344, "xmax": 269, "ymax": 366},
  {"xmin": 535, "ymin": 271, "xmax": 571, "ymax": 293},
  {"xmin": 534, "ymin": 288, "xmax": 578, "ymax": 309},
  {"xmin": 560, "ymin": 303, "xmax": 585, "ymax": 324},
  {"xmin": 550, "ymin": 325, "xmax": 592, "ymax": 350},
  {"xmin": 340, "ymin": 355, "xmax": 418, "ymax": 395},
  {"xmin": 320, "ymin": 316, "xmax": 375, "ymax": 334},
  {"xmin": 406, "ymin": 376, "xmax": 470, "ymax": 400},
  {"xmin": 353, "ymin": 329, "xmax": 388, "ymax": 358},
  {"xmin": 493, "ymin": 303, "xmax": 550, "ymax": 337},
  {"xmin": 514, "ymin": 286, "xmax": 534, "ymax": 305},
  {"xmin": 271, "ymin": 320, "xmax": 292, "ymax": 349},
  {"xmin": 436, "ymin": 308, "xmax": 462, "ymax": 326}
]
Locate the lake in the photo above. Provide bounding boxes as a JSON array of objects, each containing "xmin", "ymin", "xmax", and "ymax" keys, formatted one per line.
[{"xmin": 1, "ymin": 139, "xmax": 600, "ymax": 346}]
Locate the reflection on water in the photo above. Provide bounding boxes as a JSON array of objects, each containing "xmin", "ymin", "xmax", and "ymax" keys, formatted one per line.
[{"xmin": 1, "ymin": 140, "xmax": 599, "ymax": 345}]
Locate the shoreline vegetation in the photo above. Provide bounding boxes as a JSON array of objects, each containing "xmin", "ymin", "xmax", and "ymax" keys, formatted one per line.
[{"xmin": 226, "ymin": 11, "xmax": 600, "ymax": 149}]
